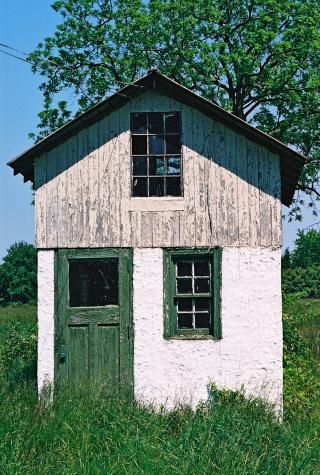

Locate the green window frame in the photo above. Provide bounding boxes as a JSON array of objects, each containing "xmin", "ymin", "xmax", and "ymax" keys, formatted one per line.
[{"xmin": 164, "ymin": 248, "xmax": 222, "ymax": 340}]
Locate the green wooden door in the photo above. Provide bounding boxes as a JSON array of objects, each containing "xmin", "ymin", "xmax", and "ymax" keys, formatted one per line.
[{"xmin": 56, "ymin": 249, "xmax": 133, "ymax": 397}]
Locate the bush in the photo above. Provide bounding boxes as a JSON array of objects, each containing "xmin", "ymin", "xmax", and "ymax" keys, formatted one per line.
[
  {"xmin": 282, "ymin": 266, "xmax": 320, "ymax": 298},
  {"xmin": 0, "ymin": 241, "xmax": 37, "ymax": 306},
  {"xmin": 0, "ymin": 320, "xmax": 37, "ymax": 387},
  {"xmin": 283, "ymin": 293, "xmax": 320, "ymax": 419}
]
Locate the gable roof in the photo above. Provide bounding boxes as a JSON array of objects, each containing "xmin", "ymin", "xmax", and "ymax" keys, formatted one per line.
[{"xmin": 8, "ymin": 70, "xmax": 305, "ymax": 206}]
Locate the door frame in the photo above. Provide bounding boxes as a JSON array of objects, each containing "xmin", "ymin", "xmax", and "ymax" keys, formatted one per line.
[{"xmin": 54, "ymin": 248, "xmax": 133, "ymax": 398}]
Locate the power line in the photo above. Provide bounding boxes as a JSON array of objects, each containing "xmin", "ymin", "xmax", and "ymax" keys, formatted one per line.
[
  {"xmin": 0, "ymin": 42, "xmax": 28, "ymax": 56},
  {"xmin": 0, "ymin": 49, "xmax": 29, "ymax": 63}
]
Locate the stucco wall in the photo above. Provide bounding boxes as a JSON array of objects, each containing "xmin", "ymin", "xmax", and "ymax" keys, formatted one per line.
[
  {"xmin": 37, "ymin": 250, "xmax": 55, "ymax": 393},
  {"xmin": 133, "ymin": 247, "xmax": 282, "ymax": 410}
]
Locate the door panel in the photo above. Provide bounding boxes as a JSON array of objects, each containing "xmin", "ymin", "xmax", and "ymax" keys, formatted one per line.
[{"xmin": 56, "ymin": 249, "xmax": 133, "ymax": 397}]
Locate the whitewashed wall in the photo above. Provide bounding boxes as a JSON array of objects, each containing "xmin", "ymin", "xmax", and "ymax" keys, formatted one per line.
[
  {"xmin": 133, "ymin": 248, "xmax": 283, "ymax": 410},
  {"xmin": 34, "ymin": 90, "xmax": 282, "ymax": 249},
  {"xmin": 37, "ymin": 250, "xmax": 55, "ymax": 393}
]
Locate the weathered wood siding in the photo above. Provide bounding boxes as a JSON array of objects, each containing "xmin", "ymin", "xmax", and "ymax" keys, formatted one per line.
[{"xmin": 34, "ymin": 91, "xmax": 282, "ymax": 249}]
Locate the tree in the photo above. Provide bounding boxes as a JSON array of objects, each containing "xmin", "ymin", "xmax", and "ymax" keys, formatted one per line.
[
  {"xmin": 281, "ymin": 248, "xmax": 291, "ymax": 270},
  {"xmin": 290, "ymin": 229, "xmax": 320, "ymax": 268},
  {"xmin": 0, "ymin": 242, "xmax": 37, "ymax": 306},
  {"xmin": 28, "ymin": 0, "xmax": 320, "ymax": 218}
]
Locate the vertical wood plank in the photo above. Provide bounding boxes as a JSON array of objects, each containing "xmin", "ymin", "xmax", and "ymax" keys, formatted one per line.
[
  {"xmin": 34, "ymin": 153, "xmax": 47, "ymax": 248},
  {"xmin": 67, "ymin": 135, "xmax": 79, "ymax": 247},
  {"xmin": 56, "ymin": 143, "xmax": 69, "ymax": 247},
  {"xmin": 181, "ymin": 104, "xmax": 196, "ymax": 246},
  {"xmin": 246, "ymin": 140, "xmax": 260, "ymax": 247},
  {"xmin": 237, "ymin": 134, "xmax": 249, "ymax": 245},
  {"xmin": 259, "ymin": 145, "xmax": 272, "ymax": 247},
  {"xmin": 269, "ymin": 151, "xmax": 282, "ymax": 248},
  {"xmin": 46, "ymin": 148, "xmax": 58, "ymax": 248},
  {"xmin": 87, "ymin": 122, "xmax": 100, "ymax": 246}
]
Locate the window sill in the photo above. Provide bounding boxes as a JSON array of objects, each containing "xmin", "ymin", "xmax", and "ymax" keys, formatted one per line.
[
  {"xmin": 164, "ymin": 334, "xmax": 221, "ymax": 341},
  {"xmin": 127, "ymin": 197, "xmax": 185, "ymax": 212}
]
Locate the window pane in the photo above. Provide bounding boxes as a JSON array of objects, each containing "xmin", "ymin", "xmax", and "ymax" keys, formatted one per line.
[
  {"xmin": 131, "ymin": 113, "xmax": 147, "ymax": 133},
  {"xmin": 149, "ymin": 135, "xmax": 164, "ymax": 154},
  {"xmin": 132, "ymin": 156, "xmax": 147, "ymax": 176},
  {"xmin": 167, "ymin": 156, "xmax": 181, "ymax": 175},
  {"xmin": 177, "ymin": 261, "xmax": 192, "ymax": 276},
  {"xmin": 195, "ymin": 278, "xmax": 210, "ymax": 293},
  {"xmin": 177, "ymin": 278, "xmax": 192, "ymax": 294},
  {"xmin": 177, "ymin": 298, "xmax": 193, "ymax": 312},
  {"xmin": 166, "ymin": 177, "xmax": 181, "ymax": 196},
  {"xmin": 149, "ymin": 157, "xmax": 165, "ymax": 175},
  {"xmin": 149, "ymin": 177, "xmax": 164, "ymax": 196},
  {"xmin": 132, "ymin": 135, "xmax": 147, "ymax": 155},
  {"xmin": 69, "ymin": 258, "xmax": 118, "ymax": 307},
  {"xmin": 166, "ymin": 135, "xmax": 180, "ymax": 154},
  {"xmin": 195, "ymin": 298, "xmax": 210, "ymax": 312},
  {"xmin": 195, "ymin": 313, "xmax": 210, "ymax": 329},
  {"xmin": 178, "ymin": 314, "xmax": 193, "ymax": 329},
  {"xmin": 148, "ymin": 112, "xmax": 164, "ymax": 134},
  {"xmin": 132, "ymin": 177, "xmax": 148, "ymax": 196},
  {"xmin": 194, "ymin": 260, "xmax": 210, "ymax": 276},
  {"xmin": 165, "ymin": 112, "xmax": 180, "ymax": 134}
]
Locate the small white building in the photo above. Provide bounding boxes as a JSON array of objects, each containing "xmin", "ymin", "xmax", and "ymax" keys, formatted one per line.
[{"xmin": 9, "ymin": 71, "xmax": 305, "ymax": 409}]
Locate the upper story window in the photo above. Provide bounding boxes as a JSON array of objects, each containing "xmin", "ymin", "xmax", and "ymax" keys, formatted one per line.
[{"xmin": 131, "ymin": 112, "xmax": 182, "ymax": 197}]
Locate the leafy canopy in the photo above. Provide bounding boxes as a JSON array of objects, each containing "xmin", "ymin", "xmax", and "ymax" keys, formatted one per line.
[
  {"xmin": 29, "ymin": 0, "xmax": 320, "ymax": 218},
  {"xmin": 0, "ymin": 242, "xmax": 37, "ymax": 306}
]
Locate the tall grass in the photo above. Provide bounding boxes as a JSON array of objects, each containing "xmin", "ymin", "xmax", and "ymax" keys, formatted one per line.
[
  {"xmin": 0, "ymin": 303, "xmax": 319, "ymax": 474},
  {"xmin": 0, "ymin": 384, "xmax": 319, "ymax": 474}
]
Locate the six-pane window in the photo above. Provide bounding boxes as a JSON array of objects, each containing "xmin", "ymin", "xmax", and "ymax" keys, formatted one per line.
[{"xmin": 131, "ymin": 112, "xmax": 182, "ymax": 197}]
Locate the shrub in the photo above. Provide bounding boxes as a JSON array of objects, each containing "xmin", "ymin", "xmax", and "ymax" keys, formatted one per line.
[
  {"xmin": 0, "ymin": 320, "xmax": 37, "ymax": 387},
  {"xmin": 282, "ymin": 266, "xmax": 320, "ymax": 298},
  {"xmin": 0, "ymin": 242, "xmax": 37, "ymax": 306},
  {"xmin": 283, "ymin": 293, "xmax": 320, "ymax": 419}
]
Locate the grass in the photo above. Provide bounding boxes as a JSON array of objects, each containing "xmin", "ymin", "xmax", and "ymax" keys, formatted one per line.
[
  {"xmin": 0, "ymin": 302, "xmax": 319, "ymax": 474},
  {"xmin": 0, "ymin": 304, "xmax": 36, "ymax": 324},
  {"xmin": 284, "ymin": 298, "xmax": 320, "ymax": 360},
  {"xmin": 0, "ymin": 385, "xmax": 319, "ymax": 474}
]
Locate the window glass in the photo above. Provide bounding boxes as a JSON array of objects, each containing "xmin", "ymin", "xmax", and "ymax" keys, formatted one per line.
[
  {"xmin": 131, "ymin": 112, "xmax": 182, "ymax": 197},
  {"xmin": 132, "ymin": 156, "xmax": 147, "ymax": 175},
  {"xmin": 69, "ymin": 258, "xmax": 118, "ymax": 307}
]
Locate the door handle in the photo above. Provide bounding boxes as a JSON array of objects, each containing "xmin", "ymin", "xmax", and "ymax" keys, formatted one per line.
[{"xmin": 60, "ymin": 345, "xmax": 67, "ymax": 363}]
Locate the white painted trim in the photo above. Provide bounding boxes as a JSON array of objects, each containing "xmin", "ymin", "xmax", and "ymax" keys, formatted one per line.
[
  {"xmin": 37, "ymin": 250, "xmax": 55, "ymax": 394},
  {"xmin": 126, "ymin": 197, "xmax": 185, "ymax": 211}
]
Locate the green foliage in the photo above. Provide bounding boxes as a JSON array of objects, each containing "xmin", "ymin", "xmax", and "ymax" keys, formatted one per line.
[
  {"xmin": 281, "ymin": 248, "xmax": 291, "ymax": 270},
  {"xmin": 28, "ymin": 0, "xmax": 320, "ymax": 216},
  {"xmin": 283, "ymin": 293, "xmax": 320, "ymax": 419},
  {"xmin": 291, "ymin": 229, "xmax": 320, "ymax": 268},
  {"xmin": 0, "ymin": 242, "xmax": 37, "ymax": 306},
  {"xmin": 282, "ymin": 230, "xmax": 320, "ymax": 297},
  {"xmin": 282, "ymin": 266, "xmax": 320, "ymax": 298},
  {"xmin": 0, "ymin": 318, "xmax": 37, "ymax": 388}
]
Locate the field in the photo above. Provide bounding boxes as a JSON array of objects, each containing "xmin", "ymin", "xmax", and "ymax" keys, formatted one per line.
[{"xmin": 0, "ymin": 301, "xmax": 319, "ymax": 474}]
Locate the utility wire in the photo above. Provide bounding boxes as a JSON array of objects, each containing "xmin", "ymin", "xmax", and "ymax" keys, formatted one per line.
[
  {"xmin": 0, "ymin": 42, "xmax": 28, "ymax": 56},
  {"xmin": 0, "ymin": 49, "xmax": 29, "ymax": 63}
]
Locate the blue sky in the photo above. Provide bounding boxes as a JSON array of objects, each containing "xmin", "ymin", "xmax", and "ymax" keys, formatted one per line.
[{"xmin": 0, "ymin": 1, "xmax": 317, "ymax": 260}]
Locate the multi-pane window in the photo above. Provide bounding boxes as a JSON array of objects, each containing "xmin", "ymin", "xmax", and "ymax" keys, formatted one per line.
[
  {"xmin": 131, "ymin": 112, "xmax": 182, "ymax": 197},
  {"xmin": 175, "ymin": 258, "xmax": 211, "ymax": 331},
  {"xmin": 164, "ymin": 249, "xmax": 222, "ymax": 339}
]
